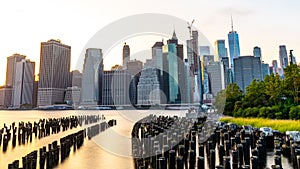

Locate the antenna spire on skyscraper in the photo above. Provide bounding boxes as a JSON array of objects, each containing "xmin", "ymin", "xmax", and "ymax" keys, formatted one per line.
[{"xmin": 231, "ymin": 14, "xmax": 234, "ymax": 32}]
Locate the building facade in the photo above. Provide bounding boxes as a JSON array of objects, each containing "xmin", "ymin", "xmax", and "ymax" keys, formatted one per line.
[
  {"xmin": 37, "ymin": 39, "xmax": 71, "ymax": 106},
  {"xmin": 228, "ymin": 20, "xmax": 240, "ymax": 67},
  {"xmin": 101, "ymin": 70, "xmax": 131, "ymax": 106},
  {"xmin": 279, "ymin": 45, "xmax": 288, "ymax": 69},
  {"xmin": 234, "ymin": 56, "xmax": 262, "ymax": 92},
  {"xmin": 215, "ymin": 40, "xmax": 227, "ymax": 61},
  {"xmin": 137, "ymin": 67, "xmax": 161, "ymax": 105},
  {"xmin": 12, "ymin": 59, "xmax": 35, "ymax": 108},
  {"xmin": 261, "ymin": 63, "xmax": 270, "ymax": 79},
  {"xmin": 6, "ymin": 53, "xmax": 26, "ymax": 87},
  {"xmin": 207, "ymin": 62, "xmax": 225, "ymax": 97},
  {"xmin": 123, "ymin": 43, "xmax": 130, "ymax": 70},
  {"xmin": 80, "ymin": 48, "xmax": 103, "ymax": 106}
]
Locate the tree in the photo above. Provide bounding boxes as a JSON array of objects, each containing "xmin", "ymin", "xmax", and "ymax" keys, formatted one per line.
[
  {"xmin": 284, "ymin": 64, "xmax": 300, "ymax": 105},
  {"xmin": 242, "ymin": 79, "xmax": 269, "ymax": 108},
  {"xmin": 264, "ymin": 74, "xmax": 284, "ymax": 106},
  {"xmin": 214, "ymin": 83, "xmax": 243, "ymax": 116}
]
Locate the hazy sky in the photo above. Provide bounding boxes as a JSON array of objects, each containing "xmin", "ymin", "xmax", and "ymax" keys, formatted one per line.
[{"xmin": 1, "ymin": 0, "xmax": 300, "ymax": 85}]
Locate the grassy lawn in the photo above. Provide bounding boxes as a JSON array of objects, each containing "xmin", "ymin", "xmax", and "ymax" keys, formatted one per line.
[{"xmin": 220, "ymin": 117, "xmax": 300, "ymax": 133}]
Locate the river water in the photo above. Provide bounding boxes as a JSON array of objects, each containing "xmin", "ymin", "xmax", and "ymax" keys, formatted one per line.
[{"xmin": 0, "ymin": 110, "xmax": 294, "ymax": 169}]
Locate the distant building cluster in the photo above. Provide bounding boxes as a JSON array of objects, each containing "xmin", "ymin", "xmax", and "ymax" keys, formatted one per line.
[{"xmin": 0, "ymin": 18, "xmax": 297, "ymax": 109}]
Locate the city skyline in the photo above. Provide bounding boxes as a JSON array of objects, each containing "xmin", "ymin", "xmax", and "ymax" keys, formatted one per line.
[{"xmin": 1, "ymin": 0, "xmax": 300, "ymax": 86}]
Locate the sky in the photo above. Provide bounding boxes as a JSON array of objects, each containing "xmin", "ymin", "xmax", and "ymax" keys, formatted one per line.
[{"xmin": 1, "ymin": 0, "xmax": 300, "ymax": 85}]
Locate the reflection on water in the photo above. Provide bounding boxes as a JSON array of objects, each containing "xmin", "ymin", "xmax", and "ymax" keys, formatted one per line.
[{"xmin": 0, "ymin": 110, "xmax": 294, "ymax": 169}]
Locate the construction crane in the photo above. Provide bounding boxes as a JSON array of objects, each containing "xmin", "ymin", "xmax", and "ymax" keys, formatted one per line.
[{"xmin": 187, "ymin": 19, "xmax": 195, "ymax": 39}]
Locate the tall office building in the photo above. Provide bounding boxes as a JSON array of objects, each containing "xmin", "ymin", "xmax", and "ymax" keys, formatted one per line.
[
  {"xmin": 261, "ymin": 62, "xmax": 270, "ymax": 79},
  {"xmin": 37, "ymin": 39, "xmax": 71, "ymax": 106},
  {"xmin": 123, "ymin": 43, "xmax": 130, "ymax": 70},
  {"xmin": 289, "ymin": 50, "xmax": 297, "ymax": 65},
  {"xmin": 137, "ymin": 66, "xmax": 161, "ymax": 105},
  {"xmin": 214, "ymin": 40, "xmax": 227, "ymax": 61},
  {"xmin": 187, "ymin": 31, "xmax": 200, "ymax": 73},
  {"xmin": 253, "ymin": 46, "xmax": 262, "ymax": 58},
  {"xmin": 182, "ymin": 59, "xmax": 192, "ymax": 103},
  {"xmin": 5, "ymin": 53, "xmax": 27, "ymax": 106},
  {"xmin": 203, "ymin": 70, "xmax": 210, "ymax": 94},
  {"xmin": 80, "ymin": 48, "xmax": 103, "ymax": 106},
  {"xmin": 207, "ymin": 62, "xmax": 225, "ymax": 97},
  {"xmin": 152, "ymin": 41, "xmax": 164, "ymax": 76},
  {"xmin": 12, "ymin": 59, "xmax": 35, "ymax": 108},
  {"xmin": 164, "ymin": 35, "xmax": 179, "ymax": 103},
  {"xmin": 279, "ymin": 45, "xmax": 288, "ymax": 69},
  {"xmin": 5, "ymin": 54, "xmax": 26, "ymax": 87},
  {"xmin": 160, "ymin": 30, "xmax": 185, "ymax": 104},
  {"xmin": 126, "ymin": 59, "xmax": 143, "ymax": 105},
  {"xmin": 221, "ymin": 57, "xmax": 232, "ymax": 87},
  {"xmin": 234, "ymin": 56, "xmax": 262, "ymax": 92},
  {"xmin": 272, "ymin": 60, "xmax": 278, "ymax": 74},
  {"xmin": 228, "ymin": 17, "xmax": 240, "ymax": 67}
]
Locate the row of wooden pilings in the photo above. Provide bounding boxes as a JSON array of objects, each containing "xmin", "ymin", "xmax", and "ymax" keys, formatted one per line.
[
  {"xmin": 132, "ymin": 114, "xmax": 207, "ymax": 169},
  {"xmin": 289, "ymin": 135, "xmax": 300, "ymax": 169},
  {"xmin": 7, "ymin": 118, "xmax": 117, "ymax": 169},
  {"xmin": 132, "ymin": 114, "xmax": 298, "ymax": 169},
  {"xmin": 0, "ymin": 115, "xmax": 104, "ymax": 152}
]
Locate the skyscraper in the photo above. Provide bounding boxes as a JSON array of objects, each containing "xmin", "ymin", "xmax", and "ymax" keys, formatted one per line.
[
  {"xmin": 123, "ymin": 43, "xmax": 130, "ymax": 70},
  {"xmin": 279, "ymin": 45, "xmax": 288, "ymax": 69},
  {"xmin": 207, "ymin": 62, "xmax": 225, "ymax": 97},
  {"xmin": 127, "ymin": 59, "xmax": 143, "ymax": 105},
  {"xmin": 261, "ymin": 62, "xmax": 270, "ymax": 79},
  {"xmin": 234, "ymin": 56, "xmax": 262, "ymax": 92},
  {"xmin": 165, "ymin": 36, "xmax": 179, "ymax": 103},
  {"xmin": 228, "ymin": 17, "xmax": 240, "ymax": 67},
  {"xmin": 152, "ymin": 41, "xmax": 164, "ymax": 76},
  {"xmin": 13, "ymin": 59, "xmax": 35, "ymax": 108},
  {"xmin": 272, "ymin": 60, "xmax": 278, "ymax": 74},
  {"xmin": 253, "ymin": 46, "xmax": 262, "ymax": 58},
  {"xmin": 5, "ymin": 53, "xmax": 26, "ymax": 88},
  {"xmin": 221, "ymin": 57, "xmax": 232, "ymax": 87},
  {"xmin": 137, "ymin": 65, "xmax": 161, "ymax": 105},
  {"xmin": 182, "ymin": 59, "xmax": 193, "ymax": 103},
  {"xmin": 80, "ymin": 48, "xmax": 103, "ymax": 106},
  {"xmin": 37, "ymin": 39, "xmax": 71, "ymax": 106},
  {"xmin": 289, "ymin": 50, "xmax": 297, "ymax": 65},
  {"xmin": 5, "ymin": 53, "xmax": 27, "ymax": 106},
  {"xmin": 214, "ymin": 40, "xmax": 227, "ymax": 61}
]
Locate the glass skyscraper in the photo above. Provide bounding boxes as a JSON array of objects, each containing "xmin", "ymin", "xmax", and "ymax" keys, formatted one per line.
[
  {"xmin": 166, "ymin": 43, "xmax": 178, "ymax": 103},
  {"xmin": 279, "ymin": 45, "xmax": 288, "ymax": 69},
  {"xmin": 228, "ymin": 31, "xmax": 240, "ymax": 67},
  {"xmin": 214, "ymin": 40, "xmax": 227, "ymax": 61},
  {"xmin": 228, "ymin": 18, "xmax": 240, "ymax": 68}
]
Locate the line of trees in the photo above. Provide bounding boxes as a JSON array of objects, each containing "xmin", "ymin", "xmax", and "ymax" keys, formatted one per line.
[{"xmin": 214, "ymin": 64, "xmax": 300, "ymax": 120}]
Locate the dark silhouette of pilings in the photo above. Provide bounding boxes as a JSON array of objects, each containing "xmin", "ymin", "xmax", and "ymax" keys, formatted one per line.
[{"xmin": 7, "ymin": 116, "xmax": 117, "ymax": 169}]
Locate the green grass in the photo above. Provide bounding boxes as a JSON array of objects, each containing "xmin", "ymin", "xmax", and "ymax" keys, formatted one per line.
[{"xmin": 220, "ymin": 117, "xmax": 300, "ymax": 133}]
